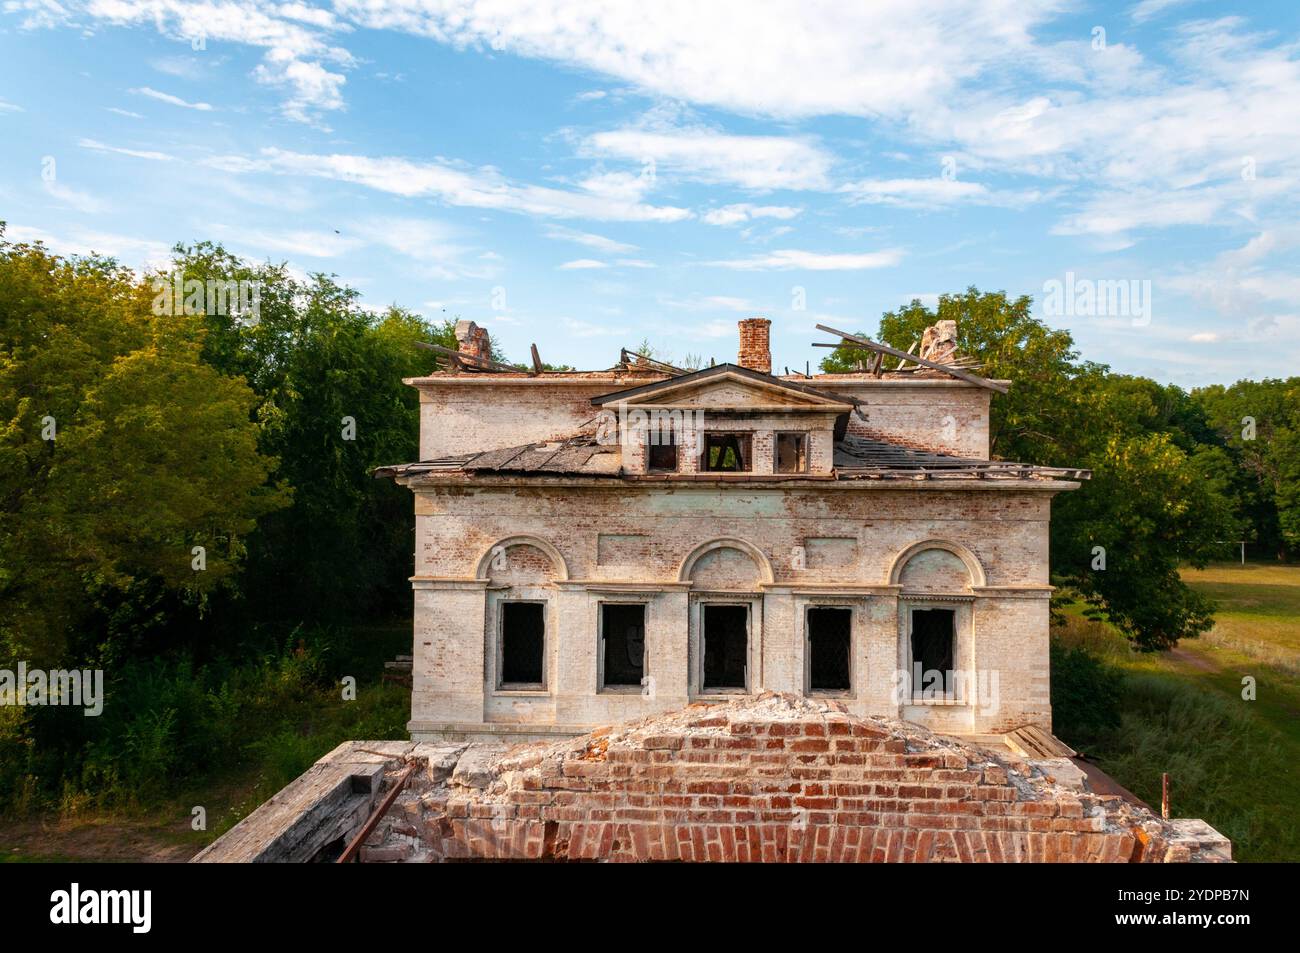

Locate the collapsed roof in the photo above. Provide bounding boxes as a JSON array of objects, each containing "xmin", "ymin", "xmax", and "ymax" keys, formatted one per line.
[{"xmin": 377, "ymin": 317, "xmax": 1088, "ymax": 484}]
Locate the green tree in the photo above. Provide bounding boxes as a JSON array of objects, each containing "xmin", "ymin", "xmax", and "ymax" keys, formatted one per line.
[
  {"xmin": 164, "ymin": 243, "xmax": 447, "ymax": 624},
  {"xmin": 821, "ymin": 287, "xmax": 1238, "ymax": 649},
  {"xmin": 0, "ymin": 228, "xmax": 289, "ymax": 664},
  {"xmin": 1192, "ymin": 378, "xmax": 1300, "ymax": 558}
]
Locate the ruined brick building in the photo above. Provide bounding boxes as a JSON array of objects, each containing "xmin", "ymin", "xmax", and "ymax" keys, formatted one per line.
[
  {"xmin": 376, "ymin": 318, "xmax": 1092, "ymax": 746},
  {"xmin": 198, "ymin": 322, "xmax": 1233, "ymax": 864}
]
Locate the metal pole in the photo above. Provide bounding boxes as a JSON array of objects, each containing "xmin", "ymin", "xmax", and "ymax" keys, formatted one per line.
[{"xmin": 337, "ymin": 762, "xmax": 418, "ymax": 863}]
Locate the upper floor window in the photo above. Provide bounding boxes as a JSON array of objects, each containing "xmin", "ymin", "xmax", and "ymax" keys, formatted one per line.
[
  {"xmin": 775, "ymin": 432, "xmax": 808, "ymax": 473},
  {"xmin": 647, "ymin": 429, "xmax": 678, "ymax": 472},
  {"xmin": 703, "ymin": 433, "xmax": 751, "ymax": 472}
]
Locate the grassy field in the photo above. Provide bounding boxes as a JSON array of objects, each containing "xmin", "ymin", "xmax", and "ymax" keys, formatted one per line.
[{"xmin": 1053, "ymin": 561, "xmax": 1300, "ymax": 863}]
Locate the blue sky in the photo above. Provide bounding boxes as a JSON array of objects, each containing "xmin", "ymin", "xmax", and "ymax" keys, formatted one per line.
[{"xmin": 2, "ymin": 0, "xmax": 1299, "ymax": 386}]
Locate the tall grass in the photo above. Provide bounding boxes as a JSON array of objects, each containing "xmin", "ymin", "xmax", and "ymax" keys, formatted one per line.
[{"xmin": 1050, "ymin": 613, "xmax": 1297, "ymax": 862}]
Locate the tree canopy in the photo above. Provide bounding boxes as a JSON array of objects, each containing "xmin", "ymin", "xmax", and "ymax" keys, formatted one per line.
[{"xmin": 821, "ymin": 288, "xmax": 1286, "ymax": 650}]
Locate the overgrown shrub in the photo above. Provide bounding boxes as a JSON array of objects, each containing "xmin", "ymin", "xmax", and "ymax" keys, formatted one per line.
[{"xmin": 1049, "ymin": 641, "xmax": 1124, "ymax": 751}]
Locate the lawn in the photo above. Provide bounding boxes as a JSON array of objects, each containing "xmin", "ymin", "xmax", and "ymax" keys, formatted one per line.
[{"xmin": 1052, "ymin": 561, "xmax": 1300, "ymax": 863}]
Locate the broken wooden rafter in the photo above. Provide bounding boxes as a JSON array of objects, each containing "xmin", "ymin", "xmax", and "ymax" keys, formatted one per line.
[
  {"xmin": 414, "ymin": 341, "xmax": 526, "ymax": 373},
  {"xmin": 813, "ymin": 325, "xmax": 1009, "ymax": 393},
  {"xmin": 620, "ymin": 348, "xmax": 685, "ymax": 375},
  {"xmin": 530, "ymin": 343, "xmax": 543, "ymax": 376}
]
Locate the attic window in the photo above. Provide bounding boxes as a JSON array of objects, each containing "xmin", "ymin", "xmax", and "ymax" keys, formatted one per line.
[
  {"xmin": 647, "ymin": 429, "xmax": 678, "ymax": 472},
  {"xmin": 775, "ymin": 432, "xmax": 808, "ymax": 473},
  {"xmin": 703, "ymin": 433, "xmax": 751, "ymax": 472}
]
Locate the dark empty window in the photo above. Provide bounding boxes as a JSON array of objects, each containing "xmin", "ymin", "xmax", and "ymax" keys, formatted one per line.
[
  {"xmin": 776, "ymin": 432, "xmax": 808, "ymax": 473},
  {"xmin": 807, "ymin": 607, "xmax": 851, "ymax": 691},
  {"xmin": 910, "ymin": 608, "xmax": 955, "ymax": 697},
  {"xmin": 703, "ymin": 433, "xmax": 751, "ymax": 472},
  {"xmin": 702, "ymin": 604, "xmax": 748, "ymax": 690},
  {"xmin": 500, "ymin": 602, "xmax": 545, "ymax": 686},
  {"xmin": 601, "ymin": 603, "xmax": 645, "ymax": 687},
  {"xmin": 647, "ymin": 429, "xmax": 678, "ymax": 471}
]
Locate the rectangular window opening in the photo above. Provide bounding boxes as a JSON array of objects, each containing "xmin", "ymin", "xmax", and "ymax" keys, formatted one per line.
[
  {"xmin": 702, "ymin": 604, "xmax": 749, "ymax": 690},
  {"xmin": 647, "ymin": 428, "xmax": 678, "ymax": 472},
  {"xmin": 703, "ymin": 433, "xmax": 752, "ymax": 472},
  {"xmin": 601, "ymin": 603, "xmax": 646, "ymax": 688},
  {"xmin": 910, "ymin": 608, "xmax": 955, "ymax": 698},
  {"xmin": 500, "ymin": 602, "xmax": 545, "ymax": 687},
  {"xmin": 807, "ymin": 607, "xmax": 851, "ymax": 692},
  {"xmin": 776, "ymin": 432, "xmax": 808, "ymax": 474}
]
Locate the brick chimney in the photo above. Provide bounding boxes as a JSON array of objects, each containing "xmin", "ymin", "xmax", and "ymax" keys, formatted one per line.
[
  {"xmin": 737, "ymin": 318, "xmax": 772, "ymax": 374},
  {"xmin": 454, "ymin": 320, "xmax": 491, "ymax": 366}
]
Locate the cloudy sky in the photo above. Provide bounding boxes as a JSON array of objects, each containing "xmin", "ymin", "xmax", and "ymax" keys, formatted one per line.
[{"xmin": 2, "ymin": 0, "xmax": 1298, "ymax": 385}]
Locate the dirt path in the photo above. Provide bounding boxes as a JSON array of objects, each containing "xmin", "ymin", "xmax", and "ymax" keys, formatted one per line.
[{"xmin": 1166, "ymin": 646, "xmax": 1220, "ymax": 673}]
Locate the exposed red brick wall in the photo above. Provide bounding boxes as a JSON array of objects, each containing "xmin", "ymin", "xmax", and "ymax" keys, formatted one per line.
[
  {"xmin": 737, "ymin": 318, "xmax": 772, "ymax": 374},
  {"xmin": 369, "ymin": 696, "xmax": 1230, "ymax": 863}
]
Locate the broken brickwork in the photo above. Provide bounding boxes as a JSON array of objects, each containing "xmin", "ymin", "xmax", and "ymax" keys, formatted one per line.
[{"xmin": 355, "ymin": 695, "xmax": 1230, "ymax": 863}]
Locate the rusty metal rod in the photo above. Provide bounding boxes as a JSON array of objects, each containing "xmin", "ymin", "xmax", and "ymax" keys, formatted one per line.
[{"xmin": 337, "ymin": 763, "xmax": 418, "ymax": 864}]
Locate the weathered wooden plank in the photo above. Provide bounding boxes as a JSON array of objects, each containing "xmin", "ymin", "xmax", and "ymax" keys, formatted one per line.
[{"xmin": 814, "ymin": 325, "xmax": 1009, "ymax": 393}]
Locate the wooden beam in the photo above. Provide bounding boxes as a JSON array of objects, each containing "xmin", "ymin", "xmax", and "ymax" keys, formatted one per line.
[
  {"xmin": 814, "ymin": 325, "xmax": 1008, "ymax": 393},
  {"xmin": 530, "ymin": 343, "xmax": 543, "ymax": 376},
  {"xmin": 414, "ymin": 341, "xmax": 525, "ymax": 373},
  {"xmin": 620, "ymin": 347, "xmax": 685, "ymax": 375}
]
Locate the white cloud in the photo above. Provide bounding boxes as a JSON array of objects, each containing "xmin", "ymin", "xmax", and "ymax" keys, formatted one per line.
[
  {"xmin": 14, "ymin": 0, "xmax": 353, "ymax": 122},
  {"xmin": 131, "ymin": 86, "xmax": 213, "ymax": 110},
  {"xmin": 542, "ymin": 225, "xmax": 637, "ymax": 254},
  {"xmin": 701, "ymin": 204, "xmax": 801, "ymax": 226},
  {"xmin": 583, "ymin": 119, "xmax": 832, "ymax": 191},
  {"xmin": 3, "ymin": 223, "xmax": 172, "ymax": 268},
  {"xmin": 337, "ymin": 0, "xmax": 1051, "ymax": 121},
  {"xmin": 660, "ymin": 294, "xmax": 754, "ymax": 313},
  {"xmin": 559, "ymin": 258, "xmax": 607, "ymax": 270},
  {"xmin": 706, "ymin": 248, "xmax": 903, "ymax": 271},
  {"xmin": 78, "ymin": 138, "xmax": 175, "ymax": 161},
  {"xmin": 151, "ymin": 55, "xmax": 206, "ymax": 80},
  {"xmin": 211, "ymin": 147, "xmax": 692, "ymax": 222},
  {"xmin": 1130, "ymin": 0, "xmax": 1197, "ymax": 24},
  {"xmin": 1189, "ymin": 331, "xmax": 1219, "ymax": 342},
  {"xmin": 225, "ymin": 227, "xmax": 362, "ymax": 258},
  {"xmin": 42, "ymin": 179, "xmax": 109, "ymax": 214},
  {"xmin": 105, "ymin": 107, "xmax": 144, "ymax": 118},
  {"xmin": 842, "ymin": 177, "xmax": 1021, "ymax": 210},
  {"xmin": 0, "ymin": 99, "xmax": 23, "ymax": 113},
  {"xmin": 214, "ymin": 216, "xmax": 496, "ymax": 279}
]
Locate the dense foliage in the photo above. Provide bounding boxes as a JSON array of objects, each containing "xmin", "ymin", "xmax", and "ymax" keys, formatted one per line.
[{"xmin": 0, "ymin": 228, "xmax": 445, "ymax": 811}]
